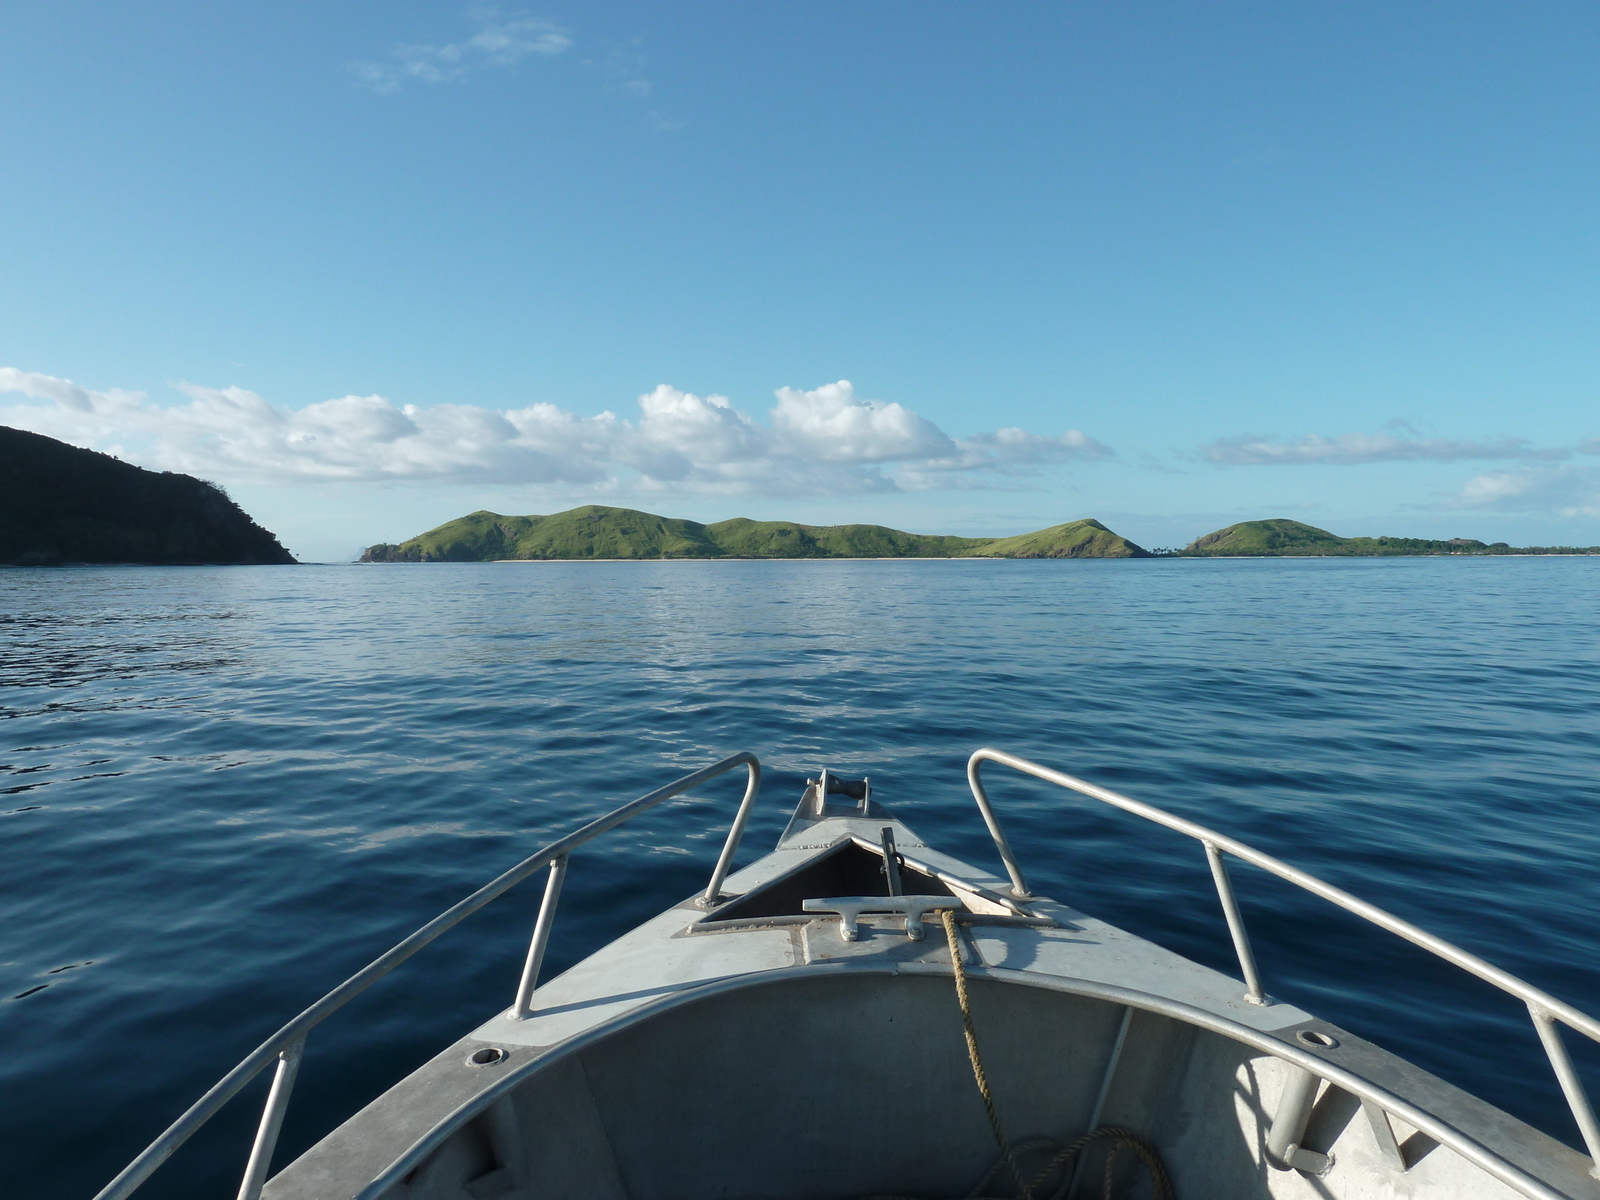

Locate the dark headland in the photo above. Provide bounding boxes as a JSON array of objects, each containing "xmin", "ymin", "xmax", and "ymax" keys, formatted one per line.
[{"xmin": 0, "ymin": 426, "xmax": 295, "ymax": 566}]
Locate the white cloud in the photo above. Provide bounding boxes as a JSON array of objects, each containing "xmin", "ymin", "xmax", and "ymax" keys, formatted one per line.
[
  {"xmin": 1201, "ymin": 431, "xmax": 1569, "ymax": 466},
  {"xmin": 351, "ymin": 8, "xmax": 570, "ymax": 93},
  {"xmin": 0, "ymin": 369, "xmax": 1111, "ymax": 499},
  {"xmin": 625, "ymin": 385, "xmax": 766, "ymax": 482},
  {"xmin": 1446, "ymin": 465, "xmax": 1600, "ymax": 518},
  {"xmin": 0, "ymin": 366, "xmax": 136, "ymax": 414},
  {"xmin": 771, "ymin": 380, "xmax": 955, "ymax": 463}
]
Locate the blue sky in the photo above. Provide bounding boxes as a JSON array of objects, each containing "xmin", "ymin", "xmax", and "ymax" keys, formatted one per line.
[{"xmin": 3, "ymin": 2, "xmax": 1598, "ymax": 560}]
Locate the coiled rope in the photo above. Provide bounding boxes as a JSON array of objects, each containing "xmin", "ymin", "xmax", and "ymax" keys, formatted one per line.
[
  {"xmin": 957, "ymin": 1128, "xmax": 1174, "ymax": 1200},
  {"xmin": 862, "ymin": 911, "xmax": 1175, "ymax": 1200}
]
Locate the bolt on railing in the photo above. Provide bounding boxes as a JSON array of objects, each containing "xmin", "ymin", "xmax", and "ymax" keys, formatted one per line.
[
  {"xmin": 94, "ymin": 752, "xmax": 762, "ymax": 1200},
  {"xmin": 967, "ymin": 747, "xmax": 1600, "ymax": 1179}
]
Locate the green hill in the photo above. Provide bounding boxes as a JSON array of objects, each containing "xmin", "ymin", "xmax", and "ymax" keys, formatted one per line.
[
  {"xmin": 365, "ymin": 507, "xmax": 1598, "ymax": 562},
  {"xmin": 360, "ymin": 507, "xmax": 723, "ymax": 562},
  {"xmin": 703, "ymin": 517, "xmax": 989, "ymax": 558},
  {"xmin": 1182, "ymin": 518, "xmax": 1595, "ymax": 556},
  {"xmin": 1, "ymin": 426, "xmax": 295, "ymax": 566},
  {"xmin": 361, "ymin": 506, "xmax": 1150, "ymax": 561},
  {"xmin": 1185, "ymin": 519, "xmax": 1349, "ymax": 555},
  {"xmin": 976, "ymin": 518, "xmax": 1148, "ymax": 558}
]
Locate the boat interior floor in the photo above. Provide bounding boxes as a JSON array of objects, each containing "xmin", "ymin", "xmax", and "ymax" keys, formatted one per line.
[{"xmin": 268, "ymin": 971, "xmax": 1584, "ymax": 1200}]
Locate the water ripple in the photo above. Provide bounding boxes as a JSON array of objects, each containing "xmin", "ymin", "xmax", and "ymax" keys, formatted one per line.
[{"xmin": 0, "ymin": 557, "xmax": 1597, "ymax": 1198}]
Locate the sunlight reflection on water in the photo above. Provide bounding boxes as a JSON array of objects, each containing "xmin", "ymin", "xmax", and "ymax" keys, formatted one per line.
[{"xmin": 2, "ymin": 557, "xmax": 1598, "ymax": 1198}]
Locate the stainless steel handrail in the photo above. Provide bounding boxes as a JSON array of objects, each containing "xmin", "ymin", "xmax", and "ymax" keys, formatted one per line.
[
  {"xmin": 94, "ymin": 751, "xmax": 762, "ymax": 1200},
  {"xmin": 968, "ymin": 746, "xmax": 1600, "ymax": 1178}
]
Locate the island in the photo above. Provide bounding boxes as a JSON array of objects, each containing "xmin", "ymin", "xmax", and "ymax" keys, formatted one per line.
[
  {"xmin": 0, "ymin": 426, "xmax": 296, "ymax": 566},
  {"xmin": 1181, "ymin": 519, "xmax": 1599, "ymax": 557},
  {"xmin": 360, "ymin": 507, "xmax": 1151, "ymax": 561},
  {"xmin": 363, "ymin": 509, "xmax": 1600, "ymax": 563}
]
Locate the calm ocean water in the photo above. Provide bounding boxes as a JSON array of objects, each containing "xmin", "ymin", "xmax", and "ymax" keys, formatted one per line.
[{"xmin": 3, "ymin": 557, "xmax": 1599, "ymax": 1198}]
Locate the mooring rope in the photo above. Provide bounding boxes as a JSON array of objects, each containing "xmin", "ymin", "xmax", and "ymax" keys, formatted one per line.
[
  {"xmin": 941, "ymin": 908, "xmax": 1035, "ymax": 1198},
  {"xmin": 922, "ymin": 908, "xmax": 1175, "ymax": 1200},
  {"xmin": 958, "ymin": 1128, "xmax": 1175, "ymax": 1200}
]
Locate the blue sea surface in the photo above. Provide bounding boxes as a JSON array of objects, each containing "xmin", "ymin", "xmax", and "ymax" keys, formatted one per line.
[{"xmin": 3, "ymin": 557, "xmax": 1599, "ymax": 1198}]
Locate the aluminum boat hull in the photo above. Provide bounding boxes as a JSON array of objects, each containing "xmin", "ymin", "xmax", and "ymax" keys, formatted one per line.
[{"xmin": 263, "ymin": 781, "xmax": 1598, "ymax": 1200}]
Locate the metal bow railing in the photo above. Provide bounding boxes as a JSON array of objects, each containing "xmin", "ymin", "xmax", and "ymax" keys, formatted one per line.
[
  {"xmin": 97, "ymin": 746, "xmax": 1600, "ymax": 1197},
  {"xmin": 93, "ymin": 752, "xmax": 762, "ymax": 1200},
  {"xmin": 967, "ymin": 747, "xmax": 1600, "ymax": 1180}
]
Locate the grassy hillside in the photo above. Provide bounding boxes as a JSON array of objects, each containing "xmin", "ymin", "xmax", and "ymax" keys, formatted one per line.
[
  {"xmin": 1, "ymin": 426, "xmax": 295, "ymax": 565},
  {"xmin": 362, "ymin": 506, "xmax": 1148, "ymax": 561},
  {"xmin": 1183, "ymin": 518, "xmax": 1597, "ymax": 556},
  {"xmin": 1185, "ymin": 519, "xmax": 1348, "ymax": 555},
  {"xmin": 361, "ymin": 507, "xmax": 723, "ymax": 561},
  {"xmin": 705, "ymin": 517, "xmax": 990, "ymax": 558},
  {"xmin": 368, "ymin": 507, "xmax": 1598, "ymax": 562},
  {"xmin": 976, "ymin": 518, "xmax": 1149, "ymax": 558}
]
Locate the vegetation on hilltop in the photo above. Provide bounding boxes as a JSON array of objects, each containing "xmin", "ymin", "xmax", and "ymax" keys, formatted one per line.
[
  {"xmin": 979, "ymin": 519, "xmax": 1149, "ymax": 558},
  {"xmin": 365, "ymin": 507, "xmax": 1598, "ymax": 565},
  {"xmin": 361, "ymin": 506, "xmax": 1151, "ymax": 561},
  {"xmin": 361, "ymin": 507, "xmax": 723, "ymax": 562},
  {"xmin": 1185, "ymin": 519, "xmax": 1346, "ymax": 556},
  {"xmin": 703, "ymin": 517, "xmax": 989, "ymax": 558},
  {"xmin": 1182, "ymin": 518, "xmax": 1599, "ymax": 557},
  {"xmin": 1, "ymin": 426, "xmax": 295, "ymax": 566}
]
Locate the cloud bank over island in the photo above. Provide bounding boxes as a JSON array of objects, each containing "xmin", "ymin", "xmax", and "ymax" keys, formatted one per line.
[
  {"xmin": 7, "ymin": 366, "xmax": 1596, "ymax": 522},
  {"xmin": 1196, "ymin": 423, "xmax": 1598, "ymax": 516},
  {"xmin": 1445, "ymin": 464, "xmax": 1600, "ymax": 518},
  {"xmin": 0, "ymin": 369, "xmax": 1111, "ymax": 498}
]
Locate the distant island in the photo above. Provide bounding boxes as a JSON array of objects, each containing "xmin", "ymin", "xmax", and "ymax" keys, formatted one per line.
[
  {"xmin": 1182, "ymin": 519, "xmax": 1599, "ymax": 557},
  {"xmin": 1, "ymin": 427, "xmax": 296, "ymax": 566},
  {"xmin": 363, "ymin": 507, "xmax": 1600, "ymax": 563},
  {"xmin": 361, "ymin": 507, "xmax": 1150, "ymax": 561},
  {"xmin": 11, "ymin": 424, "xmax": 1589, "ymax": 567}
]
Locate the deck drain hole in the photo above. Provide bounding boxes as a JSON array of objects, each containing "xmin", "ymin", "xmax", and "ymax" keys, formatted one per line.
[
  {"xmin": 468, "ymin": 1046, "xmax": 507, "ymax": 1067},
  {"xmin": 1297, "ymin": 1030, "xmax": 1339, "ymax": 1048}
]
